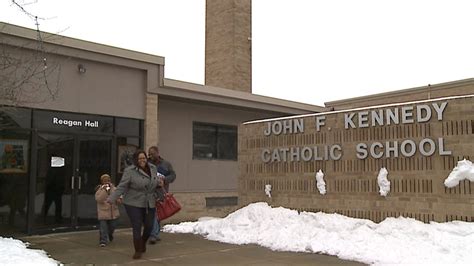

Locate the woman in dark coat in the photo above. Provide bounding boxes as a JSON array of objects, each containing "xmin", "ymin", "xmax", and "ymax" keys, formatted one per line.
[{"xmin": 108, "ymin": 150, "xmax": 162, "ymax": 259}]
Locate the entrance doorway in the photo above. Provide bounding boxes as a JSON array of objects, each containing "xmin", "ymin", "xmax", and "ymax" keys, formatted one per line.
[{"xmin": 35, "ymin": 133, "xmax": 112, "ymax": 233}]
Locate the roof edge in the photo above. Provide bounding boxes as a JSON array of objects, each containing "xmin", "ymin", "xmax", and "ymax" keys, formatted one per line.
[
  {"xmin": 161, "ymin": 78, "xmax": 326, "ymax": 113},
  {"xmin": 324, "ymin": 78, "xmax": 474, "ymax": 106},
  {"xmin": 0, "ymin": 22, "xmax": 165, "ymax": 65},
  {"xmin": 246, "ymin": 94, "xmax": 474, "ymax": 125}
]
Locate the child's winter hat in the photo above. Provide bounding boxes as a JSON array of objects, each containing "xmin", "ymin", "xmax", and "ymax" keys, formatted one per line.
[{"xmin": 100, "ymin": 174, "xmax": 111, "ymax": 183}]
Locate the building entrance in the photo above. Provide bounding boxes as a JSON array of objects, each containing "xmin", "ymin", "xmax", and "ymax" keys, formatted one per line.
[
  {"xmin": 35, "ymin": 133, "xmax": 112, "ymax": 233},
  {"xmin": 0, "ymin": 107, "xmax": 142, "ymax": 235}
]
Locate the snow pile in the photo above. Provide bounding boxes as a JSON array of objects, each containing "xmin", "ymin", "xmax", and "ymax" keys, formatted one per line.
[
  {"xmin": 444, "ymin": 159, "xmax": 474, "ymax": 188},
  {"xmin": 164, "ymin": 202, "xmax": 474, "ymax": 266},
  {"xmin": 315, "ymin": 170, "xmax": 326, "ymax": 195},
  {"xmin": 0, "ymin": 237, "xmax": 58, "ymax": 265},
  {"xmin": 377, "ymin": 167, "xmax": 390, "ymax": 196}
]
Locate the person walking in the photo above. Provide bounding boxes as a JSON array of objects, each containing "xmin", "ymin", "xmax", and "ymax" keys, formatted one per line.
[
  {"xmin": 108, "ymin": 150, "xmax": 161, "ymax": 259},
  {"xmin": 148, "ymin": 145, "xmax": 176, "ymax": 244},
  {"xmin": 95, "ymin": 174, "xmax": 120, "ymax": 247}
]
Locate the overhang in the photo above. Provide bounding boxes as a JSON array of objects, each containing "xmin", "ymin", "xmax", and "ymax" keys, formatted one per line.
[
  {"xmin": 159, "ymin": 79, "xmax": 326, "ymax": 115},
  {"xmin": 0, "ymin": 22, "xmax": 165, "ymax": 65},
  {"xmin": 325, "ymin": 78, "xmax": 474, "ymax": 108}
]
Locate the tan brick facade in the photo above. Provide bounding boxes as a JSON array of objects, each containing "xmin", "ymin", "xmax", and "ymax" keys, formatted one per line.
[
  {"xmin": 205, "ymin": 0, "xmax": 252, "ymax": 92},
  {"xmin": 164, "ymin": 191, "xmax": 240, "ymax": 224},
  {"xmin": 239, "ymin": 96, "xmax": 474, "ymax": 223},
  {"xmin": 145, "ymin": 93, "xmax": 159, "ymax": 149}
]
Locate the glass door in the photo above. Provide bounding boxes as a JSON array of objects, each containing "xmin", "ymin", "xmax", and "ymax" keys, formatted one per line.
[
  {"xmin": 35, "ymin": 133, "xmax": 75, "ymax": 231},
  {"xmin": 35, "ymin": 133, "xmax": 112, "ymax": 232},
  {"xmin": 75, "ymin": 136, "xmax": 112, "ymax": 228}
]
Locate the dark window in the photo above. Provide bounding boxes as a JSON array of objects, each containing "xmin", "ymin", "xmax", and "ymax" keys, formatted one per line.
[
  {"xmin": 205, "ymin": 196, "xmax": 238, "ymax": 207},
  {"xmin": 193, "ymin": 122, "xmax": 237, "ymax": 160},
  {"xmin": 0, "ymin": 129, "xmax": 30, "ymax": 233},
  {"xmin": 115, "ymin": 118, "xmax": 140, "ymax": 136},
  {"xmin": 117, "ymin": 137, "xmax": 139, "ymax": 175},
  {"xmin": 0, "ymin": 107, "xmax": 31, "ymax": 129}
]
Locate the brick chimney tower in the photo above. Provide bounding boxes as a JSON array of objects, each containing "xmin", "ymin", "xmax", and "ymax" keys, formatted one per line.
[{"xmin": 205, "ymin": 0, "xmax": 252, "ymax": 93}]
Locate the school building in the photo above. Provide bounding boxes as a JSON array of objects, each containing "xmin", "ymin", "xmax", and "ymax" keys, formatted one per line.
[
  {"xmin": 1, "ymin": 0, "xmax": 473, "ymax": 236},
  {"xmin": 0, "ymin": 0, "xmax": 325, "ymax": 235}
]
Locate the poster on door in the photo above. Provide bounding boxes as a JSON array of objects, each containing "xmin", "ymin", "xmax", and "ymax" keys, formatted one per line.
[
  {"xmin": 118, "ymin": 144, "xmax": 137, "ymax": 173},
  {"xmin": 0, "ymin": 139, "xmax": 28, "ymax": 173}
]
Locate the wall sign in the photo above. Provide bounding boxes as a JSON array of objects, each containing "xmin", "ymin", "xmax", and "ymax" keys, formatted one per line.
[
  {"xmin": 52, "ymin": 117, "xmax": 99, "ymax": 128},
  {"xmin": 33, "ymin": 110, "xmax": 113, "ymax": 133},
  {"xmin": 261, "ymin": 101, "xmax": 453, "ymax": 163}
]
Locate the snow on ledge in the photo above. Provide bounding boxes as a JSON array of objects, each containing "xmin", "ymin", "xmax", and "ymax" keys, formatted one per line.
[
  {"xmin": 265, "ymin": 184, "xmax": 272, "ymax": 198},
  {"xmin": 444, "ymin": 159, "xmax": 474, "ymax": 188},
  {"xmin": 377, "ymin": 167, "xmax": 390, "ymax": 196},
  {"xmin": 315, "ymin": 170, "xmax": 326, "ymax": 195}
]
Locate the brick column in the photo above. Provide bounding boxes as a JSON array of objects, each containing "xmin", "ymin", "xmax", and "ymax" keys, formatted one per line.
[
  {"xmin": 205, "ymin": 0, "xmax": 252, "ymax": 92},
  {"xmin": 145, "ymin": 93, "xmax": 158, "ymax": 150}
]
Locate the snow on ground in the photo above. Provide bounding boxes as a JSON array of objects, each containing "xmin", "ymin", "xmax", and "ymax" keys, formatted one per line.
[
  {"xmin": 0, "ymin": 237, "xmax": 58, "ymax": 265},
  {"xmin": 164, "ymin": 202, "xmax": 474, "ymax": 266},
  {"xmin": 1, "ymin": 159, "xmax": 473, "ymax": 265}
]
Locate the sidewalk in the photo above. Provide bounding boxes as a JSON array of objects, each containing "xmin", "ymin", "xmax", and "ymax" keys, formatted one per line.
[{"xmin": 21, "ymin": 229, "xmax": 366, "ymax": 265}]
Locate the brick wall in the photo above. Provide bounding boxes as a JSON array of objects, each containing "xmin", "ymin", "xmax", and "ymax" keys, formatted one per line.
[
  {"xmin": 205, "ymin": 0, "xmax": 252, "ymax": 92},
  {"xmin": 145, "ymin": 93, "xmax": 158, "ymax": 149},
  {"xmin": 239, "ymin": 96, "xmax": 474, "ymax": 223},
  {"xmin": 162, "ymin": 191, "xmax": 240, "ymax": 224}
]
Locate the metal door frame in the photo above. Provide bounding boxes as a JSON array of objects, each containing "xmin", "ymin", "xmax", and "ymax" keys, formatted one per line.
[{"xmin": 29, "ymin": 131, "xmax": 116, "ymax": 234}]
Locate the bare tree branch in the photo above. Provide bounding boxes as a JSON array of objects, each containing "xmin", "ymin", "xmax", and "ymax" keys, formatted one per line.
[
  {"xmin": 11, "ymin": 0, "xmax": 43, "ymax": 20},
  {"xmin": 1, "ymin": 0, "xmax": 60, "ymax": 106}
]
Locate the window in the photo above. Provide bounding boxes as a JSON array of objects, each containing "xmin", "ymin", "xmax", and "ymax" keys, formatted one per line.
[
  {"xmin": 0, "ymin": 107, "xmax": 31, "ymax": 129},
  {"xmin": 205, "ymin": 196, "xmax": 238, "ymax": 207},
  {"xmin": 193, "ymin": 122, "xmax": 237, "ymax": 160},
  {"xmin": 115, "ymin": 117, "xmax": 140, "ymax": 136}
]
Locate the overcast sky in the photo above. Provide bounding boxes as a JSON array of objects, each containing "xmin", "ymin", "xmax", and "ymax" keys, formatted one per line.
[{"xmin": 1, "ymin": 0, "xmax": 473, "ymax": 106}]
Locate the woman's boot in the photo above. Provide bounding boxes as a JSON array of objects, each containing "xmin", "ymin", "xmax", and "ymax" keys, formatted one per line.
[
  {"xmin": 132, "ymin": 239, "xmax": 142, "ymax": 259},
  {"xmin": 141, "ymin": 237, "xmax": 147, "ymax": 253}
]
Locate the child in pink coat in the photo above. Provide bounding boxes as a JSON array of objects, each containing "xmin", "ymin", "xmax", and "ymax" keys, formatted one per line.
[{"xmin": 95, "ymin": 174, "xmax": 121, "ymax": 247}]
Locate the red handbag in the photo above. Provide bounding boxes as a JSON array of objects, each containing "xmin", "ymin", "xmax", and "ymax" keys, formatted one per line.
[{"xmin": 156, "ymin": 193, "xmax": 181, "ymax": 221}]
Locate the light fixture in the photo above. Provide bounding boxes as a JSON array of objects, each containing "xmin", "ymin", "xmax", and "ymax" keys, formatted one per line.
[{"xmin": 78, "ymin": 64, "xmax": 86, "ymax": 74}]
